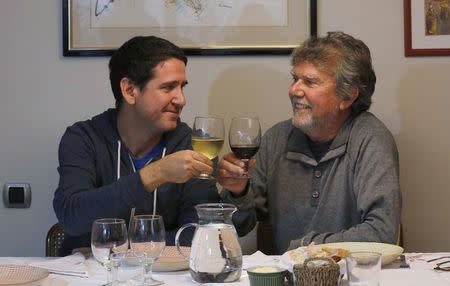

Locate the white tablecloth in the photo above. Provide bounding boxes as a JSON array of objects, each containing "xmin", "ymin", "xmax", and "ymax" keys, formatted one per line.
[{"xmin": 1, "ymin": 252, "xmax": 450, "ymax": 286}]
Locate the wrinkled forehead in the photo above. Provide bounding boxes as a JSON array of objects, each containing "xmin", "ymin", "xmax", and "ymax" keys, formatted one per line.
[
  {"xmin": 292, "ymin": 46, "xmax": 340, "ymax": 77},
  {"xmin": 292, "ymin": 60, "xmax": 337, "ymax": 80}
]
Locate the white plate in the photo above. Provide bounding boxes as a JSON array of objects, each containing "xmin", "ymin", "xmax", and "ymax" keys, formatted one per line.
[
  {"xmin": 280, "ymin": 242, "xmax": 403, "ymax": 274},
  {"xmin": 153, "ymin": 246, "xmax": 190, "ymax": 272},
  {"xmin": 0, "ymin": 264, "xmax": 49, "ymax": 285},
  {"xmin": 280, "ymin": 246, "xmax": 346, "ymax": 275},
  {"xmin": 318, "ymin": 242, "xmax": 404, "ymax": 266},
  {"xmin": 124, "ymin": 246, "xmax": 190, "ymax": 272}
]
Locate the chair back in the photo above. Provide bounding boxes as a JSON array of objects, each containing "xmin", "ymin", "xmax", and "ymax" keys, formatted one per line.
[{"xmin": 46, "ymin": 223, "xmax": 65, "ymax": 257}]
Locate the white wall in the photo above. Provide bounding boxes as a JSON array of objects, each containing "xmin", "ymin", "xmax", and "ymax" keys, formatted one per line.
[{"xmin": 0, "ymin": 0, "xmax": 449, "ymax": 256}]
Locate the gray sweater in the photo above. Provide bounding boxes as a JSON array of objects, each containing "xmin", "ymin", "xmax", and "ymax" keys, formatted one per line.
[{"xmin": 222, "ymin": 112, "xmax": 401, "ymax": 254}]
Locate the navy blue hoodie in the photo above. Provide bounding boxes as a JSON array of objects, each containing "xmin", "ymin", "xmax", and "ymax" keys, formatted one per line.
[{"xmin": 53, "ymin": 109, "xmax": 220, "ymax": 255}]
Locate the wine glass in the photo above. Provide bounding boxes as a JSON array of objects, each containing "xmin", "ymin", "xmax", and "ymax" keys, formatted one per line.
[
  {"xmin": 229, "ymin": 117, "xmax": 261, "ymax": 178},
  {"xmin": 192, "ymin": 116, "xmax": 225, "ymax": 179},
  {"xmin": 129, "ymin": 215, "xmax": 166, "ymax": 286},
  {"xmin": 91, "ymin": 218, "xmax": 128, "ymax": 285}
]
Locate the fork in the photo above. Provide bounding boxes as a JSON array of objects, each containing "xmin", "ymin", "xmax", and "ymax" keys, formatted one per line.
[{"xmin": 427, "ymin": 256, "xmax": 450, "ymax": 263}]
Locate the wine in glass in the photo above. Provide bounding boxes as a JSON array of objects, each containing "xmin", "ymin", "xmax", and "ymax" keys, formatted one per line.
[
  {"xmin": 91, "ymin": 218, "xmax": 128, "ymax": 285},
  {"xmin": 129, "ymin": 215, "xmax": 166, "ymax": 286},
  {"xmin": 229, "ymin": 117, "xmax": 261, "ymax": 178},
  {"xmin": 192, "ymin": 116, "xmax": 225, "ymax": 179}
]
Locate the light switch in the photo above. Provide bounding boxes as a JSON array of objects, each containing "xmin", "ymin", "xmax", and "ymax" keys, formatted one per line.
[{"xmin": 3, "ymin": 183, "xmax": 31, "ymax": 208}]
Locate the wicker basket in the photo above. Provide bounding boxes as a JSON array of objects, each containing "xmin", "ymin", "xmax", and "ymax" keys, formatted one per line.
[{"xmin": 293, "ymin": 257, "xmax": 340, "ymax": 286}]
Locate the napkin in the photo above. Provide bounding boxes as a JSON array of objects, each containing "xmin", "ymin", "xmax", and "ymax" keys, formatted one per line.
[
  {"xmin": 381, "ymin": 269, "xmax": 449, "ymax": 286},
  {"xmin": 30, "ymin": 252, "xmax": 89, "ymax": 278},
  {"xmin": 403, "ymin": 252, "xmax": 450, "ymax": 270}
]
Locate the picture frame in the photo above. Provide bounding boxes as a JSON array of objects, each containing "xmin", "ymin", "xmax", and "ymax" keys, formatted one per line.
[
  {"xmin": 63, "ymin": 0, "xmax": 317, "ymax": 57},
  {"xmin": 404, "ymin": 0, "xmax": 450, "ymax": 56}
]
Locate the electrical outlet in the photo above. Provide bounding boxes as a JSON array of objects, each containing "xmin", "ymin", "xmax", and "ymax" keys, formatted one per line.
[{"xmin": 2, "ymin": 183, "xmax": 31, "ymax": 208}]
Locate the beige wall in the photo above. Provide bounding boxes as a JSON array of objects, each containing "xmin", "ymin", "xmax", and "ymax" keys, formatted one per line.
[{"xmin": 0, "ymin": 0, "xmax": 449, "ymax": 256}]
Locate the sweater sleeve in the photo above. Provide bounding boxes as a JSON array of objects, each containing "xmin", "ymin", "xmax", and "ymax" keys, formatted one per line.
[
  {"xmin": 300, "ymin": 122, "xmax": 402, "ymax": 246},
  {"xmin": 220, "ymin": 184, "xmax": 257, "ymax": 237},
  {"xmin": 220, "ymin": 126, "xmax": 275, "ymax": 237},
  {"xmin": 53, "ymin": 125, "xmax": 148, "ymax": 236}
]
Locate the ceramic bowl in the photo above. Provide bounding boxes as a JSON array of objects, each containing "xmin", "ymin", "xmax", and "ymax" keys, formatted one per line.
[{"xmin": 247, "ymin": 265, "xmax": 288, "ymax": 286}]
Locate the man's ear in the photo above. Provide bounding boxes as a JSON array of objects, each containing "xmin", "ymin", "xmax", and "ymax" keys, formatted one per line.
[
  {"xmin": 340, "ymin": 87, "xmax": 359, "ymax": 111},
  {"xmin": 120, "ymin": 78, "xmax": 138, "ymax": 105}
]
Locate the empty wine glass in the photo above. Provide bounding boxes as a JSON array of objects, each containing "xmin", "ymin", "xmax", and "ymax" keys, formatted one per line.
[
  {"xmin": 129, "ymin": 215, "xmax": 166, "ymax": 286},
  {"xmin": 229, "ymin": 117, "xmax": 261, "ymax": 178},
  {"xmin": 192, "ymin": 116, "xmax": 225, "ymax": 179},
  {"xmin": 91, "ymin": 218, "xmax": 128, "ymax": 285}
]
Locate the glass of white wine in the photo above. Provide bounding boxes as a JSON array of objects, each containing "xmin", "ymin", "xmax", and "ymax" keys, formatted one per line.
[{"xmin": 192, "ymin": 116, "xmax": 225, "ymax": 180}]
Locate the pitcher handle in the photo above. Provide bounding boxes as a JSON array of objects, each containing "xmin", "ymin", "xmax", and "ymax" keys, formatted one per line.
[{"xmin": 175, "ymin": 223, "xmax": 197, "ymax": 260}]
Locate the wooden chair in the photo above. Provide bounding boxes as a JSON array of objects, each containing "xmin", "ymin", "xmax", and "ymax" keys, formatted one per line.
[{"xmin": 46, "ymin": 223, "xmax": 65, "ymax": 257}]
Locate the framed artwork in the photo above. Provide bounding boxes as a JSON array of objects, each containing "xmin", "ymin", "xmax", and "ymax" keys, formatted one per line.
[
  {"xmin": 404, "ymin": 0, "xmax": 450, "ymax": 56},
  {"xmin": 63, "ymin": 0, "xmax": 317, "ymax": 56}
]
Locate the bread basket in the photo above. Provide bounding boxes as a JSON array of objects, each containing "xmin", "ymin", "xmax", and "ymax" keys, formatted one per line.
[{"xmin": 293, "ymin": 257, "xmax": 340, "ymax": 286}]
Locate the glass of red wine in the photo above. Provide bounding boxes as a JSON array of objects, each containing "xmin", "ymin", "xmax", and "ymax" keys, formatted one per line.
[{"xmin": 229, "ymin": 117, "xmax": 261, "ymax": 178}]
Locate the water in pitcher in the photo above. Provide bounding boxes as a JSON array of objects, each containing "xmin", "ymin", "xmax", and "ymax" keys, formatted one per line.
[
  {"xmin": 188, "ymin": 223, "xmax": 242, "ymax": 283},
  {"xmin": 175, "ymin": 203, "xmax": 243, "ymax": 283}
]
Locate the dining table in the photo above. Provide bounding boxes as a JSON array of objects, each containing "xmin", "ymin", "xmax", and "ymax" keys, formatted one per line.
[{"xmin": 1, "ymin": 251, "xmax": 450, "ymax": 286}]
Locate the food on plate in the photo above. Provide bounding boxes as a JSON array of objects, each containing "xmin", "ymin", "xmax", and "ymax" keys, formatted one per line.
[{"xmin": 288, "ymin": 243, "xmax": 349, "ymax": 264}]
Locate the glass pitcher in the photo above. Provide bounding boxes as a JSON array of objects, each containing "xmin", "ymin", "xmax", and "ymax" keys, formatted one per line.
[{"xmin": 175, "ymin": 203, "xmax": 242, "ymax": 283}]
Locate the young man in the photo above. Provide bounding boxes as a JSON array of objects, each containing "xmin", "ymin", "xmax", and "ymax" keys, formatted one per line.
[
  {"xmin": 54, "ymin": 36, "xmax": 220, "ymax": 255},
  {"xmin": 218, "ymin": 31, "xmax": 401, "ymax": 254}
]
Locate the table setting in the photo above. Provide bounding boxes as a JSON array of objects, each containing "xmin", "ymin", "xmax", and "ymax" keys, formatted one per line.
[
  {"xmin": 1, "ymin": 203, "xmax": 450, "ymax": 286},
  {"xmin": 2, "ymin": 249, "xmax": 450, "ymax": 285}
]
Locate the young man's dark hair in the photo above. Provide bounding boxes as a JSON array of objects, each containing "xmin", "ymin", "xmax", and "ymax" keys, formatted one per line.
[{"xmin": 109, "ymin": 36, "xmax": 188, "ymax": 109}]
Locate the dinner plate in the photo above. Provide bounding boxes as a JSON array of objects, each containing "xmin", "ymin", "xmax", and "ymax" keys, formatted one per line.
[
  {"xmin": 153, "ymin": 246, "xmax": 190, "ymax": 272},
  {"xmin": 280, "ymin": 242, "xmax": 404, "ymax": 275},
  {"xmin": 0, "ymin": 264, "xmax": 49, "ymax": 285},
  {"xmin": 318, "ymin": 242, "xmax": 404, "ymax": 266},
  {"xmin": 280, "ymin": 246, "xmax": 346, "ymax": 275}
]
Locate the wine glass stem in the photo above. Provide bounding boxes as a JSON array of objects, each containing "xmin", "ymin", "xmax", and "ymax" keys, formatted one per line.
[
  {"xmin": 144, "ymin": 257, "xmax": 155, "ymax": 280},
  {"xmin": 110, "ymin": 255, "xmax": 122, "ymax": 285},
  {"xmin": 104, "ymin": 262, "xmax": 112, "ymax": 283},
  {"xmin": 242, "ymin": 159, "xmax": 249, "ymax": 176}
]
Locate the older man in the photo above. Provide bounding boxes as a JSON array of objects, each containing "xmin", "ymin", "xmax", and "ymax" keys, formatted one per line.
[{"xmin": 217, "ymin": 31, "xmax": 401, "ymax": 254}]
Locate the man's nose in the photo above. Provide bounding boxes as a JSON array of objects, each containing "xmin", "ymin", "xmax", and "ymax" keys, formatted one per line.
[
  {"xmin": 172, "ymin": 88, "xmax": 186, "ymax": 106},
  {"xmin": 290, "ymin": 82, "xmax": 305, "ymax": 97}
]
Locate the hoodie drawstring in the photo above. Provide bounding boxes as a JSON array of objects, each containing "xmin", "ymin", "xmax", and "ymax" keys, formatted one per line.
[
  {"xmin": 153, "ymin": 147, "xmax": 166, "ymax": 216},
  {"xmin": 117, "ymin": 140, "xmax": 121, "ymax": 180},
  {"xmin": 117, "ymin": 140, "xmax": 166, "ymax": 221}
]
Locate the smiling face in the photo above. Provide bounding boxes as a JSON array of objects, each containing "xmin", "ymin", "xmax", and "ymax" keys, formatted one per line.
[
  {"xmin": 289, "ymin": 61, "xmax": 351, "ymax": 142},
  {"xmin": 132, "ymin": 58, "xmax": 187, "ymax": 133}
]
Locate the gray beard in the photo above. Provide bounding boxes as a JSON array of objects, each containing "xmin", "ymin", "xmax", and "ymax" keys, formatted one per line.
[{"xmin": 292, "ymin": 109, "xmax": 340, "ymax": 138}]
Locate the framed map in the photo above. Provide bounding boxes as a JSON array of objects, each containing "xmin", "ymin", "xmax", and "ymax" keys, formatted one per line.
[{"xmin": 63, "ymin": 0, "xmax": 317, "ymax": 56}]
